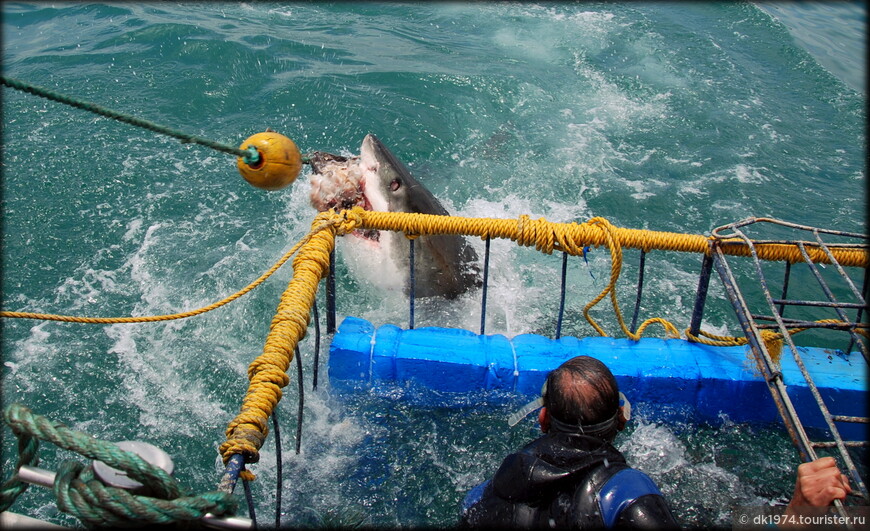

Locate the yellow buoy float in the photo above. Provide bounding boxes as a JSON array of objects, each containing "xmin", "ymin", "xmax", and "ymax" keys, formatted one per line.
[{"xmin": 236, "ymin": 130, "xmax": 302, "ymax": 190}]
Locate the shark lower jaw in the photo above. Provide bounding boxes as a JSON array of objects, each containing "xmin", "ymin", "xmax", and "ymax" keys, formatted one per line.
[{"xmin": 352, "ymin": 227, "xmax": 381, "ymax": 243}]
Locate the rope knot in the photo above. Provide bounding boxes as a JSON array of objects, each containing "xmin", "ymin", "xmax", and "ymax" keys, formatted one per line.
[
  {"xmin": 321, "ymin": 207, "xmax": 364, "ymax": 236},
  {"xmin": 335, "ymin": 207, "xmax": 365, "ymax": 236},
  {"xmin": 515, "ymin": 215, "xmax": 555, "ymax": 253},
  {"xmin": 553, "ymin": 222, "xmax": 585, "ymax": 255}
]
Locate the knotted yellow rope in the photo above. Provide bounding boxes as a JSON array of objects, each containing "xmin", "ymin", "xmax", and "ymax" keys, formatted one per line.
[
  {"xmin": 218, "ymin": 209, "xmax": 357, "ymax": 474},
  {"xmin": 4, "ymin": 211, "xmax": 865, "ymax": 326},
  {"xmin": 351, "ymin": 209, "xmax": 867, "ymax": 345}
]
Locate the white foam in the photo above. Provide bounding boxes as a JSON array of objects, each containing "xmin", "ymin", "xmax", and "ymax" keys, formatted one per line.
[
  {"xmin": 4, "ymin": 322, "xmax": 54, "ymax": 393},
  {"xmin": 734, "ymin": 164, "xmax": 769, "ymax": 184},
  {"xmin": 619, "ymin": 419, "xmax": 772, "ymax": 525},
  {"xmin": 121, "ymin": 218, "xmax": 142, "ymax": 240},
  {"xmin": 416, "ymin": 195, "xmax": 599, "ymax": 337},
  {"xmin": 338, "ymin": 233, "xmax": 406, "ymax": 296},
  {"xmin": 104, "ymin": 321, "xmax": 230, "ymax": 437},
  {"xmin": 619, "ymin": 421, "xmax": 687, "ymax": 475},
  {"xmin": 491, "ymin": 27, "xmax": 562, "ymax": 65}
]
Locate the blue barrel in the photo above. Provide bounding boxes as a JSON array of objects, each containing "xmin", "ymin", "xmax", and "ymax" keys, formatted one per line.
[{"xmin": 328, "ymin": 317, "xmax": 867, "ymax": 439}]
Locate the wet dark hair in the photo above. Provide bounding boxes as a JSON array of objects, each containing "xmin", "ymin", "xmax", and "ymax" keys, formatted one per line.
[{"xmin": 542, "ymin": 356, "xmax": 620, "ymax": 439}]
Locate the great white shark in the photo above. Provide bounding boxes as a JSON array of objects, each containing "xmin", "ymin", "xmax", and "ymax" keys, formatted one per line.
[{"xmin": 309, "ymin": 134, "xmax": 481, "ymax": 299}]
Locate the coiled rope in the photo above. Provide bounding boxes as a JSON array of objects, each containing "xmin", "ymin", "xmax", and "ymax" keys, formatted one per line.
[{"xmin": 0, "ymin": 403, "xmax": 237, "ymax": 527}]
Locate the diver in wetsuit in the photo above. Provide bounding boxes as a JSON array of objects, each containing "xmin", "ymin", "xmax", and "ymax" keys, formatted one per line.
[{"xmin": 460, "ymin": 355, "xmax": 678, "ymax": 529}]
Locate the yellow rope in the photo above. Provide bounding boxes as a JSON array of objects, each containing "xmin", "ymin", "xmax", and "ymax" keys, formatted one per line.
[
  {"xmin": 4, "ymin": 210, "xmax": 865, "ymax": 325},
  {"xmin": 684, "ymin": 319, "xmax": 868, "ymax": 365},
  {"xmin": 684, "ymin": 327, "xmax": 786, "ymax": 363},
  {"xmin": 352, "ymin": 209, "xmax": 869, "ymax": 267},
  {"xmin": 0, "ymin": 211, "xmax": 361, "ymax": 325},
  {"xmin": 581, "ymin": 217, "xmax": 681, "ymax": 340},
  {"xmin": 218, "ymin": 209, "xmax": 358, "ymax": 472}
]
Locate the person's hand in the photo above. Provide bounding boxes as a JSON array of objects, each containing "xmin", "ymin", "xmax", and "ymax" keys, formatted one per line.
[
  {"xmin": 781, "ymin": 457, "xmax": 851, "ymax": 527},
  {"xmin": 789, "ymin": 457, "xmax": 851, "ymax": 507}
]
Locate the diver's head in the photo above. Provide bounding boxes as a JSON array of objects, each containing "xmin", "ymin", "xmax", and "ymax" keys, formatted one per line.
[{"xmin": 538, "ymin": 355, "xmax": 628, "ymax": 442}]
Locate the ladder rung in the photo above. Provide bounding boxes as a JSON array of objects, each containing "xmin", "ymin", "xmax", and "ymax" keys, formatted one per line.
[
  {"xmin": 811, "ymin": 441, "xmax": 869, "ymax": 448},
  {"xmin": 832, "ymin": 415, "xmax": 869, "ymax": 424}
]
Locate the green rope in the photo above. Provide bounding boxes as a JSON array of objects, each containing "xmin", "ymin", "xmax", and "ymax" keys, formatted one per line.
[
  {"xmin": 1, "ymin": 403, "xmax": 237, "ymax": 527},
  {"xmin": 0, "ymin": 417, "xmax": 40, "ymax": 512},
  {"xmin": 53, "ymin": 461, "xmax": 237, "ymax": 528},
  {"xmin": 1, "ymin": 75, "xmax": 260, "ymax": 165}
]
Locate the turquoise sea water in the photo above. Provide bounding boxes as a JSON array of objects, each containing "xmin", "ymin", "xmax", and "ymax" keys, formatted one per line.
[{"xmin": 2, "ymin": 2, "xmax": 866, "ymax": 528}]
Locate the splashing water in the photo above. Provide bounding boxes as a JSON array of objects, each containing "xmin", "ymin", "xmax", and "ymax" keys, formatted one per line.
[{"xmin": 1, "ymin": 2, "xmax": 864, "ymax": 528}]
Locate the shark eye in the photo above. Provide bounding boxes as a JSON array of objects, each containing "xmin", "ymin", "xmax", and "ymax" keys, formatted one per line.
[{"xmin": 390, "ymin": 179, "xmax": 401, "ymax": 192}]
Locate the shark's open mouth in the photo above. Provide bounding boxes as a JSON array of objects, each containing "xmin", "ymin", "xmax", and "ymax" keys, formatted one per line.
[
  {"xmin": 308, "ymin": 134, "xmax": 481, "ymax": 299},
  {"xmin": 309, "ymin": 152, "xmax": 380, "ymax": 242}
]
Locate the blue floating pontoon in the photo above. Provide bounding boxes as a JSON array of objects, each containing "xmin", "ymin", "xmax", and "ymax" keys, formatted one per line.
[{"xmin": 328, "ymin": 317, "xmax": 867, "ymax": 439}]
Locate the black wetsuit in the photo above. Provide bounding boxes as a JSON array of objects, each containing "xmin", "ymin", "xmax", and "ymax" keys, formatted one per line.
[{"xmin": 460, "ymin": 432, "xmax": 678, "ymax": 529}]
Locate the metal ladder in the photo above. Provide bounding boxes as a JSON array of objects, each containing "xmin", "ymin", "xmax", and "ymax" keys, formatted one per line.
[{"xmin": 706, "ymin": 218, "xmax": 868, "ymax": 518}]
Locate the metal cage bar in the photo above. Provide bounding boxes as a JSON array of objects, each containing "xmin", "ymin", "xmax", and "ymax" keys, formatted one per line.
[{"xmin": 630, "ymin": 250, "xmax": 648, "ymax": 334}]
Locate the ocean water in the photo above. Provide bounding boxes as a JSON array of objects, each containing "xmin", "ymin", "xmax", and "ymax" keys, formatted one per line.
[{"xmin": 1, "ymin": 2, "xmax": 865, "ymax": 529}]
